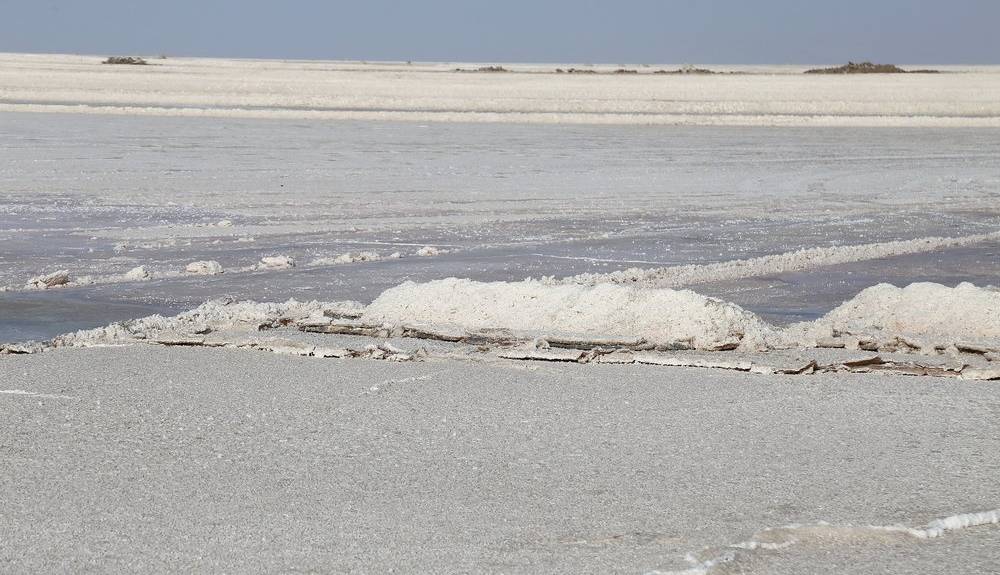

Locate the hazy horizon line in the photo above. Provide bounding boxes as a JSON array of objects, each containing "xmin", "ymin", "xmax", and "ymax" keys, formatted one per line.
[{"xmin": 4, "ymin": 50, "xmax": 998, "ymax": 67}]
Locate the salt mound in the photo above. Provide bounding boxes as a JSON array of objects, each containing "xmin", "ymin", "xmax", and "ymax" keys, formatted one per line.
[
  {"xmin": 415, "ymin": 246, "xmax": 448, "ymax": 257},
  {"xmin": 333, "ymin": 251, "xmax": 381, "ymax": 264},
  {"xmin": 801, "ymin": 282, "xmax": 1000, "ymax": 345},
  {"xmin": 258, "ymin": 255, "xmax": 296, "ymax": 270},
  {"xmin": 25, "ymin": 270, "xmax": 70, "ymax": 289},
  {"xmin": 123, "ymin": 266, "xmax": 151, "ymax": 281},
  {"xmin": 361, "ymin": 278, "xmax": 779, "ymax": 351},
  {"xmin": 55, "ymin": 298, "xmax": 364, "ymax": 347},
  {"xmin": 185, "ymin": 260, "xmax": 224, "ymax": 275},
  {"xmin": 309, "ymin": 251, "xmax": 387, "ymax": 266}
]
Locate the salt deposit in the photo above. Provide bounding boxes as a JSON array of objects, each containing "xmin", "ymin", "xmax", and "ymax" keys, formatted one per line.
[
  {"xmin": 305, "ymin": 252, "xmax": 382, "ymax": 266},
  {"xmin": 334, "ymin": 251, "xmax": 380, "ymax": 264},
  {"xmin": 257, "ymin": 255, "xmax": 296, "ymax": 270},
  {"xmin": 361, "ymin": 279, "xmax": 1000, "ymax": 357},
  {"xmin": 415, "ymin": 246, "xmax": 448, "ymax": 257},
  {"xmin": 184, "ymin": 260, "xmax": 224, "ymax": 275},
  {"xmin": 123, "ymin": 266, "xmax": 151, "ymax": 281},
  {"xmin": 564, "ymin": 232, "xmax": 1000, "ymax": 289},
  {"xmin": 361, "ymin": 278, "xmax": 781, "ymax": 351},
  {"xmin": 54, "ymin": 298, "xmax": 363, "ymax": 348},
  {"xmin": 25, "ymin": 270, "xmax": 69, "ymax": 290},
  {"xmin": 795, "ymin": 282, "xmax": 1000, "ymax": 350},
  {"xmin": 15, "ymin": 276, "xmax": 1000, "ymax": 363}
]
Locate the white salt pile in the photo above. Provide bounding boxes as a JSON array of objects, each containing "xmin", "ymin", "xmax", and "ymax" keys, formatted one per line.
[
  {"xmin": 258, "ymin": 255, "xmax": 296, "ymax": 270},
  {"xmin": 796, "ymin": 282, "xmax": 1000, "ymax": 348},
  {"xmin": 361, "ymin": 278, "xmax": 780, "ymax": 351},
  {"xmin": 309, "ymin": 251, "xmax": 387, "ymax": 266},
  {"xmin": 123, "ymin": 266, "xmax": 151, "ymax": 281},
  {"xmin": 29, "ymin": 274, "xmax": 1000, "ymax": 361},
  {"xmin": 333, "ymin": 251, "xmax": 381, "ymax": 264},
  {"xmin": 25, "ymin": 270, "xmax": 70, "ymax": 289},
  {"xmin": 184, "ymin": 260, "xmax": 224, "ymax": 275},
  {"xmin": 415, "ymin": 246, "xmax": 448, "ymax": 257}
]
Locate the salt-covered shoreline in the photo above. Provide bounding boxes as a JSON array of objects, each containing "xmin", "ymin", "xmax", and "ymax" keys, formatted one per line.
[{"xmin": 5, "ymin": 279, "xmax": 992, "ymax": 383}]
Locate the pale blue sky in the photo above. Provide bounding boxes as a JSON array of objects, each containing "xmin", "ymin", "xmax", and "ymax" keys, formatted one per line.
[{"xmin": 1, "ymin": 0, "xmax": 997, "ymax": 64}]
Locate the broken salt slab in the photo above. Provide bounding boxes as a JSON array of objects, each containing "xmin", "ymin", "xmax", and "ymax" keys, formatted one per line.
[
  {"xmin": 25, "ymin": 270, "xmax": 70, "ymax": 289},
  {"xmin": 54, "ymin": 299, "xmax": 365, "ymax": 347},
  {"xmin": 184, "ymin": 260, "xmax": 224, "ymax": 275},
  {"xmin": 361, "ymin": 278, "xmax": 780, "ymax": 351}
]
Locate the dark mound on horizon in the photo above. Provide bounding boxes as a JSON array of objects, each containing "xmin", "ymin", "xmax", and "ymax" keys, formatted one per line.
[
  {"xmin": 654, "ymin": 66, "xmax": 718, "ymax": 75},
  {"xmin": 554, "ymin": 66, "xmax": 721, "ymax": 75},
  {"xmin": 102, "ymin": 56, "xmax": 149, "ymax": 66},
  {"xmin": 805, "ymin": 62, "xmax": 940, "ymax": 74},
  {"xmin": 454, "ymin": 65, "xmax": 509, "ymax": 73}
]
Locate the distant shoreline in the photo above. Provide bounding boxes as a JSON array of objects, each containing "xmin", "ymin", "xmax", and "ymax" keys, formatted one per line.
[
  {"xmin": 2, "ymin": 53, "xmax": 998, "ymax": 127},
  {"xmin": 1, "ymin": 51, "xmax": 994, "ymax": 72}
]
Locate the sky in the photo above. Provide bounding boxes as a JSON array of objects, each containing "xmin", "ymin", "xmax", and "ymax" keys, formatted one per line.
[{"xmin": 1, "ymin": 0, "xmax": 997, "ymax": 64}]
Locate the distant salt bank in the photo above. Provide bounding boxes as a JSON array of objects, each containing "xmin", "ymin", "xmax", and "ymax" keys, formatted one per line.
[{"xmin": 1, "ymin": 53, "xmax": 998, "ymax": 127}]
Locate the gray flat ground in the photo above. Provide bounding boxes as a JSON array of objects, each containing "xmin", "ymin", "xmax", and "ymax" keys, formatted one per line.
[{"xmin": 3, "ymin": 347, "xmax": 999, "ymax": 573}]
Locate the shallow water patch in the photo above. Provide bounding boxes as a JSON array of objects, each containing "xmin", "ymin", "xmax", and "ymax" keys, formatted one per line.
[{"xmin": 0, "ymin": 291, "xmax": 177, "ymax": 342}]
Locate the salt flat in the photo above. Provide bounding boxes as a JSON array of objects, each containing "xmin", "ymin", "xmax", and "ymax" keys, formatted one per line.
[
  {"xmin": 2, "ymin": 53, "xmax": 999, "ymax": 126},
  {"xmin": 2, "ymin": 346, "xmax": 999, "ymax": 574},
  {"xmin": 2, "ymin": 53, "xmax": 999, "ymax": 574}
]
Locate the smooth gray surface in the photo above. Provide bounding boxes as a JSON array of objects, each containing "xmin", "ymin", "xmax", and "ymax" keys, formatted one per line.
[{"xmin": 2, "ymin": 346, "xmax": 999, "ymax": 573}]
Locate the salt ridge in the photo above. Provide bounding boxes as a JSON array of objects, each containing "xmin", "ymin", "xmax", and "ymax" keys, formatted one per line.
[
  {"xmin": 562, "ymin": 231, "xmax": 1000, "ymax": 288},
  {"xmin": 27, "ymin": 279, "xmax": 1000, "ymax": 361}
]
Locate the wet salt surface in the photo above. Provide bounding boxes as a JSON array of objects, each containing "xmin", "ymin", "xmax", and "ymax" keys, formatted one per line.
[
  {"xmin": 2, "ymin": 112, "xmax": 999, "ymax": 341},
  {"xmin": 0, "ymin": 291, "xmax": 175, "ymax": 342},
  {"xmin": 697, "ymin": 242, "xmax": 1000, "ymax": 324}
]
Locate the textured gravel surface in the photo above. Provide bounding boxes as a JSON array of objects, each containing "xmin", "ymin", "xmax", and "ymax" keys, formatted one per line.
[{"xmin": 3, "ymin": 346, "xmax": 999, "ymax": 573}]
